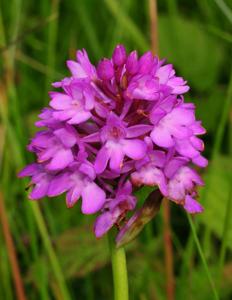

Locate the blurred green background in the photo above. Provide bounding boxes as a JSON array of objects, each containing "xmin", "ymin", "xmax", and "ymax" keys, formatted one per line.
[{"xmin": 0, "ymin": 0, "xmax": 232, "ymax": 299}]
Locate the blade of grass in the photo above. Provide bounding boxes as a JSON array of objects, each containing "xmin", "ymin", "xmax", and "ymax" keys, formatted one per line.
[
  {"xmin": 0, "ymin": 86, "xmax": 72, "ymax": 300},
  {"xmin": 149, "ymin": 0, "xmax": 158, "ymax": 55},
  {"xmin": 162, "ymin": 200, "xmax": 175, "ymax": 300},
  {"xmin": 182, "ymin": 63, "xmax": 232, "ymax": 275},
  {"xmin": 104, "ymin": 0, "xmax": 149, "ymax": 52},
  {"xmin": 16, "ymin": 50, "xmax": 63, "ymax": 77},
  {"xmin": 211, "ymin": 64, "xmax": 232, "ymax": 159},
  {"xmin": 217, "ymin": 88, "xmax": 232, "ymax": 288},
  {"xmin": 1, "ymin": 145, "xmax": 33, "ymax": 266},
  {"xmin": 0, "ymin": 191, "xmax": 27, "ymax": 300},
  {"xmin": 45, "ymin": 0, "xmax": 60, "ymax": 100},
  {"xmin": 0, "ymin": 14, "xmax": 58, "ymax": 54},
  {"xmin": 1, "ymin": 0, "xmax": 25, "ymax": 143},
  {"xmin": 75, "ymin": 1, "xmax": 103, "ymax": 59},
  {"xmin": 149, "ymin": 2, "xmax": 175, "ymax": 298},
  {"xmin": 0, "ymin": 232, "xmax": 14, "ymax": 300},
  {"xmin": 214, "ymin": 0, "xmax": 232, "ymax": 24},
  {"xmin": 30, "ymin": 202, "xmax": 72, "ymax": 300},
  {"xmin": 187, "ymin": 214, "xmax": 219, "ymax": 300},
  {"xmin": 202, "ymin": 63, "xmax": 232, "ymax": 254},
  {"xmin": 108, "ymin": 0, "xmax": 131, "ymax": 55},
  {"xmin": 217, "ymin": 186, "xmax": 232, "ymax": 288},
  {"xmin": 207, "ymin": 25, "xmax": 232, "ymax": 43}
]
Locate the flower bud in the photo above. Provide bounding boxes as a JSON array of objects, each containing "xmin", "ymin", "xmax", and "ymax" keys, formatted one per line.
[
  {"xmin": 139, "ymin": 51, "xmax": 154, "ymax": 74},
  {"xmin": 112, "ymin": 44, "xmax": 127, "ymax": 66},
  {"xmin": 97, "ymin": 58, "xmax": 114, "ymax": 80},
  {"xmin": 126, "ymin": 50, "xmax": 138, "ymax": 75}
]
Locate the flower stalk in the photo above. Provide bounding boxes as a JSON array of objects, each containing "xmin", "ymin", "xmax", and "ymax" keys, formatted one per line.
[{"xmin": 108, "ymin": 232, "xmax": 129, "ymax": 300}]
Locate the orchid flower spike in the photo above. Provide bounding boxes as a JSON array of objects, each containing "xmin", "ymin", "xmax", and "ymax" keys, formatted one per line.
[{"xmin": 19, "ymin": 45, "xmax": 207, "ymax": 241}]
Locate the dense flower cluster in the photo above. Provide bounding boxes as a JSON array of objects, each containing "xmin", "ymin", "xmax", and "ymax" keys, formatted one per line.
[{"xmin": 19, "ymin": 45, "xmax": 207, "ymax": 238}]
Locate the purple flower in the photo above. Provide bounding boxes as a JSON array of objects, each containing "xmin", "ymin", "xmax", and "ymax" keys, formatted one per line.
[
  {"xmin": 66, "ymin": 49, "xmax": 97, "ymax": 80},
  {"xmin": 97, "ymin": 59, "xmax": 115, "ymax": 80},
  {"xmin": 155, "ymin": 64, "xmax": 190, "ymax": 94},
  {"xmin": 167, "ymin": 166, "xmax": 204, "ymax": 213},
  {"xmin": 49, "ymin": 81, "xmax": 95, "ymax": 124},
  {"xmin": 47, "ymin": 162, "xmax": 106, "ymax": 214},
  {"xmin": 112, "ymin": 44, "xmax": 127, "ymax": 66},
  {"xmin": 94, "ymin": 113, "xmax": 147, "ymax": 173},
  {"xmin": 150, "ymin": 100, "xmax": 208, "ymax": 167},
  {"xmin": 27, "ymin": 127, "xmax": 76, "ymax": 171},
  {"xmin": 18, "ymin": 163, "xmax": 52, "ymax": 200},
  {"xmin": 19, "ymin": 45, "xmax": 208, "ymax": 239},
  {"xmin": 94, "ymin": 181, "xmax": 136, "ymax": 238}
]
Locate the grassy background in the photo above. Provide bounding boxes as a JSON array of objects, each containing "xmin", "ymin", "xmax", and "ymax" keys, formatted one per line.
[{"xmin": 0, "ymin": 0, "xmax": 232, "ymax": 299}]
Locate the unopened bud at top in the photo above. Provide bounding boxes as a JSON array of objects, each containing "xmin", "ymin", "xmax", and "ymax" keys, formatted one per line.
[
  {"xmin": 139, "ymin": 51, "xmax": 154, "ymax": 74},
  {"xmin": 112, "ymin": 44, "xmax": 127, "ymax": 66},
  {"xmin": 126, "ymin": 50, "xmax": 138, "ymax": 75},
  {"xmin": 97, "ymin": 58, "xmax": 114, "ymax": 80}
]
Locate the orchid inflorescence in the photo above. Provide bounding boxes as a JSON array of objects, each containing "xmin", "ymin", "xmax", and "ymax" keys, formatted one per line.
[{"xmin": 19, "ymin": 45, "xmax": 207, "ymax": 239}]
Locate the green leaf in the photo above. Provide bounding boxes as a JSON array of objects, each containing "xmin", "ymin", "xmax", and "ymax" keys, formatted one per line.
[
  {"xmin": 54, "ymin": 226, "xmax": 110, "ymax": 279},
  {"xmin": 159, "ymin": 15, "xmax": 224, "ymax": 92},
  {"xmin": 194, "ymin": 88, "xmax": 226, "ymax": 132},
  {"xmin": 199, "ymin": 156, "xmax": 232, "ymax": 247}
]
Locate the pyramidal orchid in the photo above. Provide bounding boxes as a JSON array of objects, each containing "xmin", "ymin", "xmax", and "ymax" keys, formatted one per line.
[{"xmin": 18, "ymin": 44, "xmax": 207, "ymax": 242}]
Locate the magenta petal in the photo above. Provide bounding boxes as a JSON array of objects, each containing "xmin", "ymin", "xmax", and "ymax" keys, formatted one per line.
[
  {"xmin": 184, "ymin": 195, "xmax": 204, "ymax": 213},
  {"xmin": 38, "ymin": 147, "xmax": 56, "ymax": 162},
  {"xmin": 164, "ymin": 157, "xmax": 188, "ymax": 179},
  {"xmin": 31, "ymin": 132, "xmax": 51, "ymax": 148},
  {"xmin": 175, "ymin": 139, "xmax": 199, "ymax": 158},
  {"xmin": 52, "ymin": 110, "xmax": 75, "ymax": 122},
  {"xmin": 18, "ymin": 163, "xmax": 39, "ymax": 177},
  {"xmin": 66, "ymin": 186, "xmax": 82, "ymax": 208},
  {"xmin": 47, "ymin": 173, "xmax": 71, "ymax": 197},
  {"xmin": 29, "ymin": 179, "xmax": 49, "ymax": 200},
  {"xmin": 94, "ymin": 146, "xmax": 110, "ymax": 174},
  {"xmin": 112, "ymin": 44, "xmax": 127, "ymax": 66},
  {"xmin": 49, "ymin": 92, "xmax": 72, "ymax": 109},
  {"xmin": 83, "ymin": 132, "xmax": 100, "ymax": 143},
  {"xmin": 192, "ymin": 155, "xmax": 208, "ymax": 167},
  {"xmin": 81, "ymin": 182, "xmax": 106, "ymax": 214},
  {"xmin": 66, "ymin": 60, "xmax": 87, "ymax": 78},
  {"xmin": 54, "ymin": 127, "xmax": 76, "ymax": 148},
  {"xmin": 190, "ymin": 121, "xmax": 206, "ymax": 135},
  {"xmin": 151, "ymin": 150, "xmax": 166, "ymax": 167},
  {"xmin": 168, "ymin": 77, "xmax": 190, "ymax": 94},
  {"xmin": 190, "ymin": 136, "xmax": 204, "ymax": 151},
  {"xmin": 94, "ymin": 212, "xmax": 115, "ymax": 238},
  {"xmin": 97, "ymin": 58, "xmax": 114, "ymax": 80},
  {"xmin": 79, "ymin": 163, "xmax": 96, "ymax": 180},
  {"xmin": 122, "ymin": 139, "xmax": 147, "ymax": 160},
  {"xmin": 151, "ymin": 126, "xmax": 174, "ymax": 147},
  {"xmin": 126, "ymin": 50, "xmax": 138, "ymax": 75},
  {"xmin": 67, "ymin": 111, "xmax": 91, "ymax": 124},
  {"xmin": 156, "ymin": 64, "xmax": 172, "ymax": 84},
  {"xmin": 109, "ymin": 148, "xmax": 124, "ymax": 171},
  {"xmin": 46, "ymin": 149, "xmax": 73, "ymax": 170},
  {"xmin": 131, "ymin": 166, "xmax": 168, "ymax": 196},
  {"xmin": 126, "ymin": 125, "xmax": 153, "ymax": 138}
]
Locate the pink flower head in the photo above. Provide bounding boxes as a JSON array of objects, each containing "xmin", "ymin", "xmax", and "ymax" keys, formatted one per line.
[{"xmin": 19, "ymin": 45, "xmax": 207, "ymax": 239}]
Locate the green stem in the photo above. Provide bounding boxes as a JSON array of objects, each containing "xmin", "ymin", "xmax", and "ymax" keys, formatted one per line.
[
  {"xmin": 187, "ymin": 214, "xmax": 219, "ymax": 300},
  {"xmin": 30, "ymin": 202, "xmax": 71, "ymax": 300},
  {"xmin": 108, "ymin": 233, "xmax": 129, "ymax": 300},
  {"xmin": 218, "ymin": 186, "xmax": 232, "ymax": 288}
]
